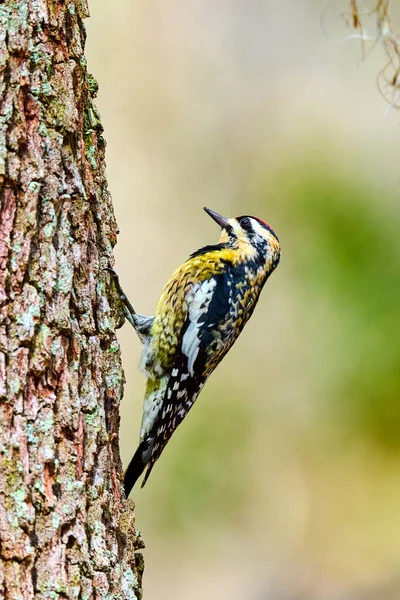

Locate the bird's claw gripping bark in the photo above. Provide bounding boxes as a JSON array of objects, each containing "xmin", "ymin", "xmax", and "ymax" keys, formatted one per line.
[{"xmin": 105, "ymin": 267, "xmax": 136, "ymax": 328}]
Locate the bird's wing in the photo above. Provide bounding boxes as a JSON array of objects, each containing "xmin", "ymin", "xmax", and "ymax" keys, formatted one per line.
[{"xmin": 141, "ymin": 271, "xmax": 233, "ymax": 485}]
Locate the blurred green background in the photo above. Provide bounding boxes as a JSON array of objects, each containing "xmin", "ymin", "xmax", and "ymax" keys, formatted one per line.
[{"xmin": 87, "ymin": 1, "xmax": 400, "ymax": 598}]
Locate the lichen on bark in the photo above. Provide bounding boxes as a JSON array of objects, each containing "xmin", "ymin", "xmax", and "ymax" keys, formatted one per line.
[{"xmin": 0, "ymin": 1, "xmax": 143, "ymax": 598}]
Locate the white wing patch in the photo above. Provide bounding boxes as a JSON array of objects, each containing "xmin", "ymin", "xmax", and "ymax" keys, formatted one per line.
[{"xmin": 181, "ymin": 279, "xmax": 217, "ymax": 375}]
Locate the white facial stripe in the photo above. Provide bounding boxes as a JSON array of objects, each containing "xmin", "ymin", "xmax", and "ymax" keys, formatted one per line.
[
  {"xmin": 221, "ymin": 217, "xmax": 258, "ymax": 244},
  {"xmin": 250, "ymin": 218, "xmax": 270, "ymax": 240},
  {"xmin": 228, "ymin": 218, "xmax": 240, "ymax": 234},
  {"xmin": 230, "ymin": 218, "xmax": 248, "ymax": 241}
]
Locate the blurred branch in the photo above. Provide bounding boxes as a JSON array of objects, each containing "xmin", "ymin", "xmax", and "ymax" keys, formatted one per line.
[{"xmin": 346, "ymin": 0, "xmax": 400, "ymax": 108}]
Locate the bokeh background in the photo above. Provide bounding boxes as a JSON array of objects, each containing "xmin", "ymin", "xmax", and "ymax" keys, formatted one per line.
[{"xmin": 86, "ymin": 2, "xmax": 400, "ymax": 598}]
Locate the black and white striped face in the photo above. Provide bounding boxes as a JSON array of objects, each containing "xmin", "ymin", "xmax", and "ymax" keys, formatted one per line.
[
  {"xmin": 231, "ymin": 215, "xmax": 279, "ymax": 248},
  {"xmin": 203, "ymin": 207, "xmax": 280, "ymax": 258}
]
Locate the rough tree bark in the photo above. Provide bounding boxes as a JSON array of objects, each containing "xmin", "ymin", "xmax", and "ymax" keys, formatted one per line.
[{"xmin": 0, "ymin": 1, "xmax": 143, "ymax": 598}]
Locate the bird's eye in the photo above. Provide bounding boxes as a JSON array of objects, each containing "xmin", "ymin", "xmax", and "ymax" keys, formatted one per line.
[{"xmin": 240, "ymin": 217, "xmax": 251, "ymax": 230}]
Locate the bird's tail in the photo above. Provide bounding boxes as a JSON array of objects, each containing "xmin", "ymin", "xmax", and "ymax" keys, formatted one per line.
[{"xmin": 123, "ymin": 439, "xmax": 151, "ymax": 496}]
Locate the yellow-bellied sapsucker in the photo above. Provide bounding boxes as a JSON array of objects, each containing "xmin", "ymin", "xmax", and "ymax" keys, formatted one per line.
[{"xmin": 110, "ymin": 207, "xmax": 281, "ymax": 494}]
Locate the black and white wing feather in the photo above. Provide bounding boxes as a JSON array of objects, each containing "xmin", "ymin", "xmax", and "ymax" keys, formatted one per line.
[{"xmin": 141, "ymin": 273, "xmax": 233, "ymax": 486}]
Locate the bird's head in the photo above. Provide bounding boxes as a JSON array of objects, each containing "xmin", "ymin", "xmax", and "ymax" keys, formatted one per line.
[{"xmin": 203, "ymin": 207, "xmax": 281, "ymax": 267}]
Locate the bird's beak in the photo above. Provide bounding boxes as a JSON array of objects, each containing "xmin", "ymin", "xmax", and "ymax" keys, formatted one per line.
[{"xmin": 203, "ymin": 207, "xmax": 230, "ymax": 229}]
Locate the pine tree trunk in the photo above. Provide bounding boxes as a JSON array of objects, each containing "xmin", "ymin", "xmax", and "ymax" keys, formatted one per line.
[{"xmin": 0, "ymin": 1, "xmax": 143, "ymax": 598}]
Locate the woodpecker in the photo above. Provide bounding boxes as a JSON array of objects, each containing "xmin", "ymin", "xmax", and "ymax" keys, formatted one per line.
[{"xmin": 110, "ymin": 207, "xmax": 281, "ymax": 494}]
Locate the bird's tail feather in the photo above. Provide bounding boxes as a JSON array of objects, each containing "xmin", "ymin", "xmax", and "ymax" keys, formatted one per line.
[
  {"xmin": 140, "ymin": 461, "xmax": 155, "ymax": 488},
  {"xmin": 124, "ymin": 440, "xmax": 150, "ymax": 496}
]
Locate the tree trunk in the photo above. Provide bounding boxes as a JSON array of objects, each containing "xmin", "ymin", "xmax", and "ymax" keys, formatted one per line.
[{"xmin": 0, "ymin": 2, "xmax": 143, "ymax": 598}]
